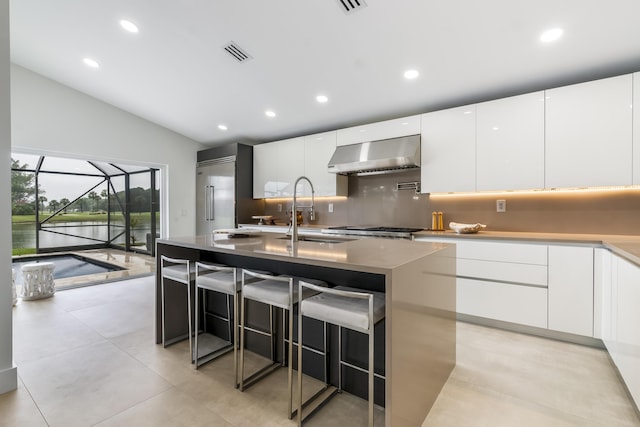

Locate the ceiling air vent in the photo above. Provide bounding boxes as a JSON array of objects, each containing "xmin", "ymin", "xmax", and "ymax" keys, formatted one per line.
[
  {"xmin": 337, "ymin": 0, "xmax": 367, "ymax": 14},
  {"xmin": 223, "ymin": 41, "xmax": 252, "ymax": 63}
]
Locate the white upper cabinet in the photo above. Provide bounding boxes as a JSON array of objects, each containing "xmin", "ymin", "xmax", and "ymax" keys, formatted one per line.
[
  {"xmin": 336, "ymin": 114, "xmax": 420, "ymax": 146},
  {"xmin": 421, "ymin": 106, "xmax": 476, "ymax": 193},
  {"xmin": 253, "ymin": 142, "xmax": 280, "ymax": 198},
  {"xmin": 634, "ymin": 72, "xmax": 640, "ymax": 185},
  {"xmin": 302, "ymin": 131, "xmax": 347, "ymax": 197},
  {"xmin": 278, "ymin": 137, "xmax": 307, "ymax": 197},
  {"xmin": 476, "ymin": 92, "xmax": 545, "ymax": 191},
  {"xmin": 253, "ymin": 137, "xmax": 304, "ymax": 198},
  {"xmin": 545, "ymin": 74, "xmax": 633, "ymax": 188},
  {"xmin": 253, "ymin": 132, "xmax": 346, "ymax": 199}
]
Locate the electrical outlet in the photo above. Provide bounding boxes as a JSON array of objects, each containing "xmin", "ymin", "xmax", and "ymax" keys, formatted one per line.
[
  {"xmin": 328, "ymin": 203, "xmax": 334, "ymax": 213},
  {"xmin": 277, "ymin": 203, "xmax": 282, "ymax": 212},
  {"xmin": 496, "ymin": 199, "xmax": 506, "ymax": 213}
]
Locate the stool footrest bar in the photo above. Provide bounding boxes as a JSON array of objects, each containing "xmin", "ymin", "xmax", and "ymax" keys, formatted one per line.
[
  {"xmin": 293, "ymin": 384, "xmax": 339, "ymax": 423},
  {"xmin": 240, "ymin": 361, "xmax": 281, "ymax": 391}
]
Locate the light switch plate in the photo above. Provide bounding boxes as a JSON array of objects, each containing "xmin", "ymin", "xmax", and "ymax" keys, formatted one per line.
[{"xmin": 496, "ymin": 200, "xmax": 506, "ymax": 213}]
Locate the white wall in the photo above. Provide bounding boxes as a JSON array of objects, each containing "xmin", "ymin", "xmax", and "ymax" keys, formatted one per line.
[
  {"xmin": 0, "ymin": 0, "xmax": 17, "ymax": 395},
  {"xmin": 10, "ymin": 64, "xmax": 204, "ymax": 238}
]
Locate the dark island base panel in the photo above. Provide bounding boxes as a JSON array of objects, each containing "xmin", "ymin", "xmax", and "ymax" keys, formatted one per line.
[{"xmin": 156, "ymin": 243, "xmax": 386, "ymax": 406}]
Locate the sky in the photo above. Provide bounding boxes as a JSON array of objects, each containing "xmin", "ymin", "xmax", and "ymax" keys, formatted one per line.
[{"xmin": 12, "ymin": 152, "xmax": 156, "ymax": 203}]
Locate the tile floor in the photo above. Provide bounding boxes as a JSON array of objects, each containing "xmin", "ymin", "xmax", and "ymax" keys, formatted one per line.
[{"xmin": 2, "ymin": 275, "xmax": 639, "ymax": 427}]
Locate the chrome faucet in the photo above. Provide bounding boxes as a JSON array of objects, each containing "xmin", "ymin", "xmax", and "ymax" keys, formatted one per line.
[{"xmin": 291, "ymin": 176, "xmax": 315, "ymax": 245}]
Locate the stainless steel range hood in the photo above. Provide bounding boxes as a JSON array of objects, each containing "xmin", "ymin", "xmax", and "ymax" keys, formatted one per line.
[{"xmin": 327, "ymin": 134, "xmax": 421, "ymax": 176}]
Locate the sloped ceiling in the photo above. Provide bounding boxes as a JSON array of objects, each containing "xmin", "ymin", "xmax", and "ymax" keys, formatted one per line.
[{"xmin": 10, "ymin": 0, "xmax": 640, "ymax": 146}]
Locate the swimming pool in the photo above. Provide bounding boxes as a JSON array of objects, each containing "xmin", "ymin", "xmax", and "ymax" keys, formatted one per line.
[{"xmin": 12, "ymin": 254, "xmax": 124, "ymax": 285}]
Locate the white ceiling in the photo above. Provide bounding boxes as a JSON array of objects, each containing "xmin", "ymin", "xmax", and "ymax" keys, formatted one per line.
[{"xmin": 10, "ymin": 0, "xmax": 640, "ymax": 147}]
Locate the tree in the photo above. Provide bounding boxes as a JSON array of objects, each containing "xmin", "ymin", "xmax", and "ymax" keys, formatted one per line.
[
  {"xmin": 11, "ymin": 158, "xmax": 36, "ymax": 215},
  {"xmin": 38, "ymin": 196, "xmax": 48, "ymax": 212},
  {"xmin": 60, "ymin": 198, "xmax": 70, "ymax": 213},
  {"xmin": 48, "ymin": 199, "xmax": 60, "ymax": 213},
  {"xmin": 87, "ymin": 191, "xmax": 101, "ymax": 212},
  {"xmin": 99, "ymin": 189, "xmax": 109, "ymax": 211}
]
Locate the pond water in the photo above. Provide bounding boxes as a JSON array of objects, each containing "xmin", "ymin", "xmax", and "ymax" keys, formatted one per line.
[{"xmin": 12, "ymin": 220, "xmax": 153, "ymax": 250}]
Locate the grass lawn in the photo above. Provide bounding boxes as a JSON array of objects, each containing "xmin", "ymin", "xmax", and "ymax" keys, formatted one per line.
[
  {"xmin": 12, "ymin": 248, "xmax": 37, "ymax": 256},
  {"xmin": 12, "ymin": 212, "xmax": 158, "ymax": 223}
]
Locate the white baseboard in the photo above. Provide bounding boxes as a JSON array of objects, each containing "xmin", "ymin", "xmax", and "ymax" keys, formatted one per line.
[{"xmin": 0, "ymin": 365, "xmax": 17, "ymax": 395}]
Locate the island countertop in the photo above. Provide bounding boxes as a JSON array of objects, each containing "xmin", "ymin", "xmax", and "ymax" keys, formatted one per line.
[{"xmin": 157, "ymin": 232, "xmax": 452, "ymax": 275}]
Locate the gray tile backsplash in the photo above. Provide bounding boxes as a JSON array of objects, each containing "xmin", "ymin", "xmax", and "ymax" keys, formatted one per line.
[{"xmin": 256, "ymin": 171, "xmax": 640, "ymax": 235}]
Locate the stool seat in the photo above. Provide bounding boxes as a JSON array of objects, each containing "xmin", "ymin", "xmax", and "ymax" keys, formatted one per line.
[
  {"xmin": 197, "ymin": 270, "xmax": 238, "ymax": 294},
  {"xmin": 301, "ymin": 286, "xmax": 385, "ymax": 332},
  {"xmin": 242, "ymin": 277, "xmax": 325, "ymax": 309},
  {"xmin": 162, "ymin": 262, "xmax": 196, "ymax": 283}
]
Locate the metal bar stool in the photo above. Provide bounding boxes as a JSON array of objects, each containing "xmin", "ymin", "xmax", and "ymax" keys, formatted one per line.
[
  {"xmin": 160, "ymin": 255, "xmax": 195, "ymax": 362},
  {"xmin": 194, "ymin": 262, "xmax": 239, "ymax": 380},
  {"xmin": 239, "ymin": 268, "xmax": 325, "ymax": 420},
  {"xmin": 296, "ymin": 283, "xmax": 385, "ymax": 427}
]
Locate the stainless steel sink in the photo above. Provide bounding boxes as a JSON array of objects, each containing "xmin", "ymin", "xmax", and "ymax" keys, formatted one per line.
[{"xmin": 277, "ymin": 236, "xmax": 354, "ymax": 244}]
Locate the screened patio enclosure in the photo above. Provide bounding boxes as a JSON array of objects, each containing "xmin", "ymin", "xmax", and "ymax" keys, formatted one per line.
[{"xmin": 11, "ymin": 153, "xmax": 160, "ymax": 256}]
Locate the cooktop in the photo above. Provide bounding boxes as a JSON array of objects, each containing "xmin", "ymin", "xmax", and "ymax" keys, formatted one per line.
[{"xmin": 322, "ymin": 225, "xmax": 423, "ymax": 238}]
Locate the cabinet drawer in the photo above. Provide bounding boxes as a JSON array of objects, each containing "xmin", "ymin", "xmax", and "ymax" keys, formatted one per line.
[
  {"xmin": 457, "ymin": 259, "xmax": 548, "ymax": 287},
  {"xmin": 458, "ymin": 278, "xmax": 548, "ymax": 328},
  {"xmin": 456, "ymin": 241, "xmax": 548, "ymax": 265}
]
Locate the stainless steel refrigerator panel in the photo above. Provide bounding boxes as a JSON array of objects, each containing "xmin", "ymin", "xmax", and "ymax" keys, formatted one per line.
[{"xmin": 196, "ymin": 161, "xmax": 235, "ymax": 235}]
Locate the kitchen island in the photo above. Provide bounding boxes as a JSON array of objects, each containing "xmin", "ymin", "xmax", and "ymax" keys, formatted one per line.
[{"xmin": 156, "ymin": 232, "xmax": 456, "ymax": 426}]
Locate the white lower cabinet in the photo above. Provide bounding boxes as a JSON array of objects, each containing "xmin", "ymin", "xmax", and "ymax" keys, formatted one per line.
[
  {"xmin": 548, "ymin": 246, "xmax": 594, "ymax": 336},
  {"xmin": 608, "ymin": 255, "xmax": 640, "ymax": 407},
  {"xmin": 417, "ymin": 238, "xmax": 549, "ymax": 328},
  {"xmin": 458, "ymin": 278, "xmax": 548, "ymax": 328},
  {"xmin": 417, "ymin": 238, "xmax": 603, "ymax": 338}
]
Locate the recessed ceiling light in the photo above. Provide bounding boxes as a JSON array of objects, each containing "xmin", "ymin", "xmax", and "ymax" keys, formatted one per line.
[
  {"xmin": 404, "ymin": 69, "xmax": 419, "ymax": 79},
  {"xmin": 218, "ymin": 124, "xmax": 228, "ymax": 131},
  {"xmin": 540, "ymin": 28, "xmax": 563, "ymax": 43},
  {"xmin": 83, "ymin": 58, "xmax": 99, "ymax": 69},
  {"xmin": 119, "ymin": 19, "xmax": 139, "ymax": 33},
  {"xmin": 265, "ymin": 110, "xmax": 276, "ymax": 118},
  {"xmin": 316, "ymin": 95, "xmax": 329, "ymax": 103}
]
